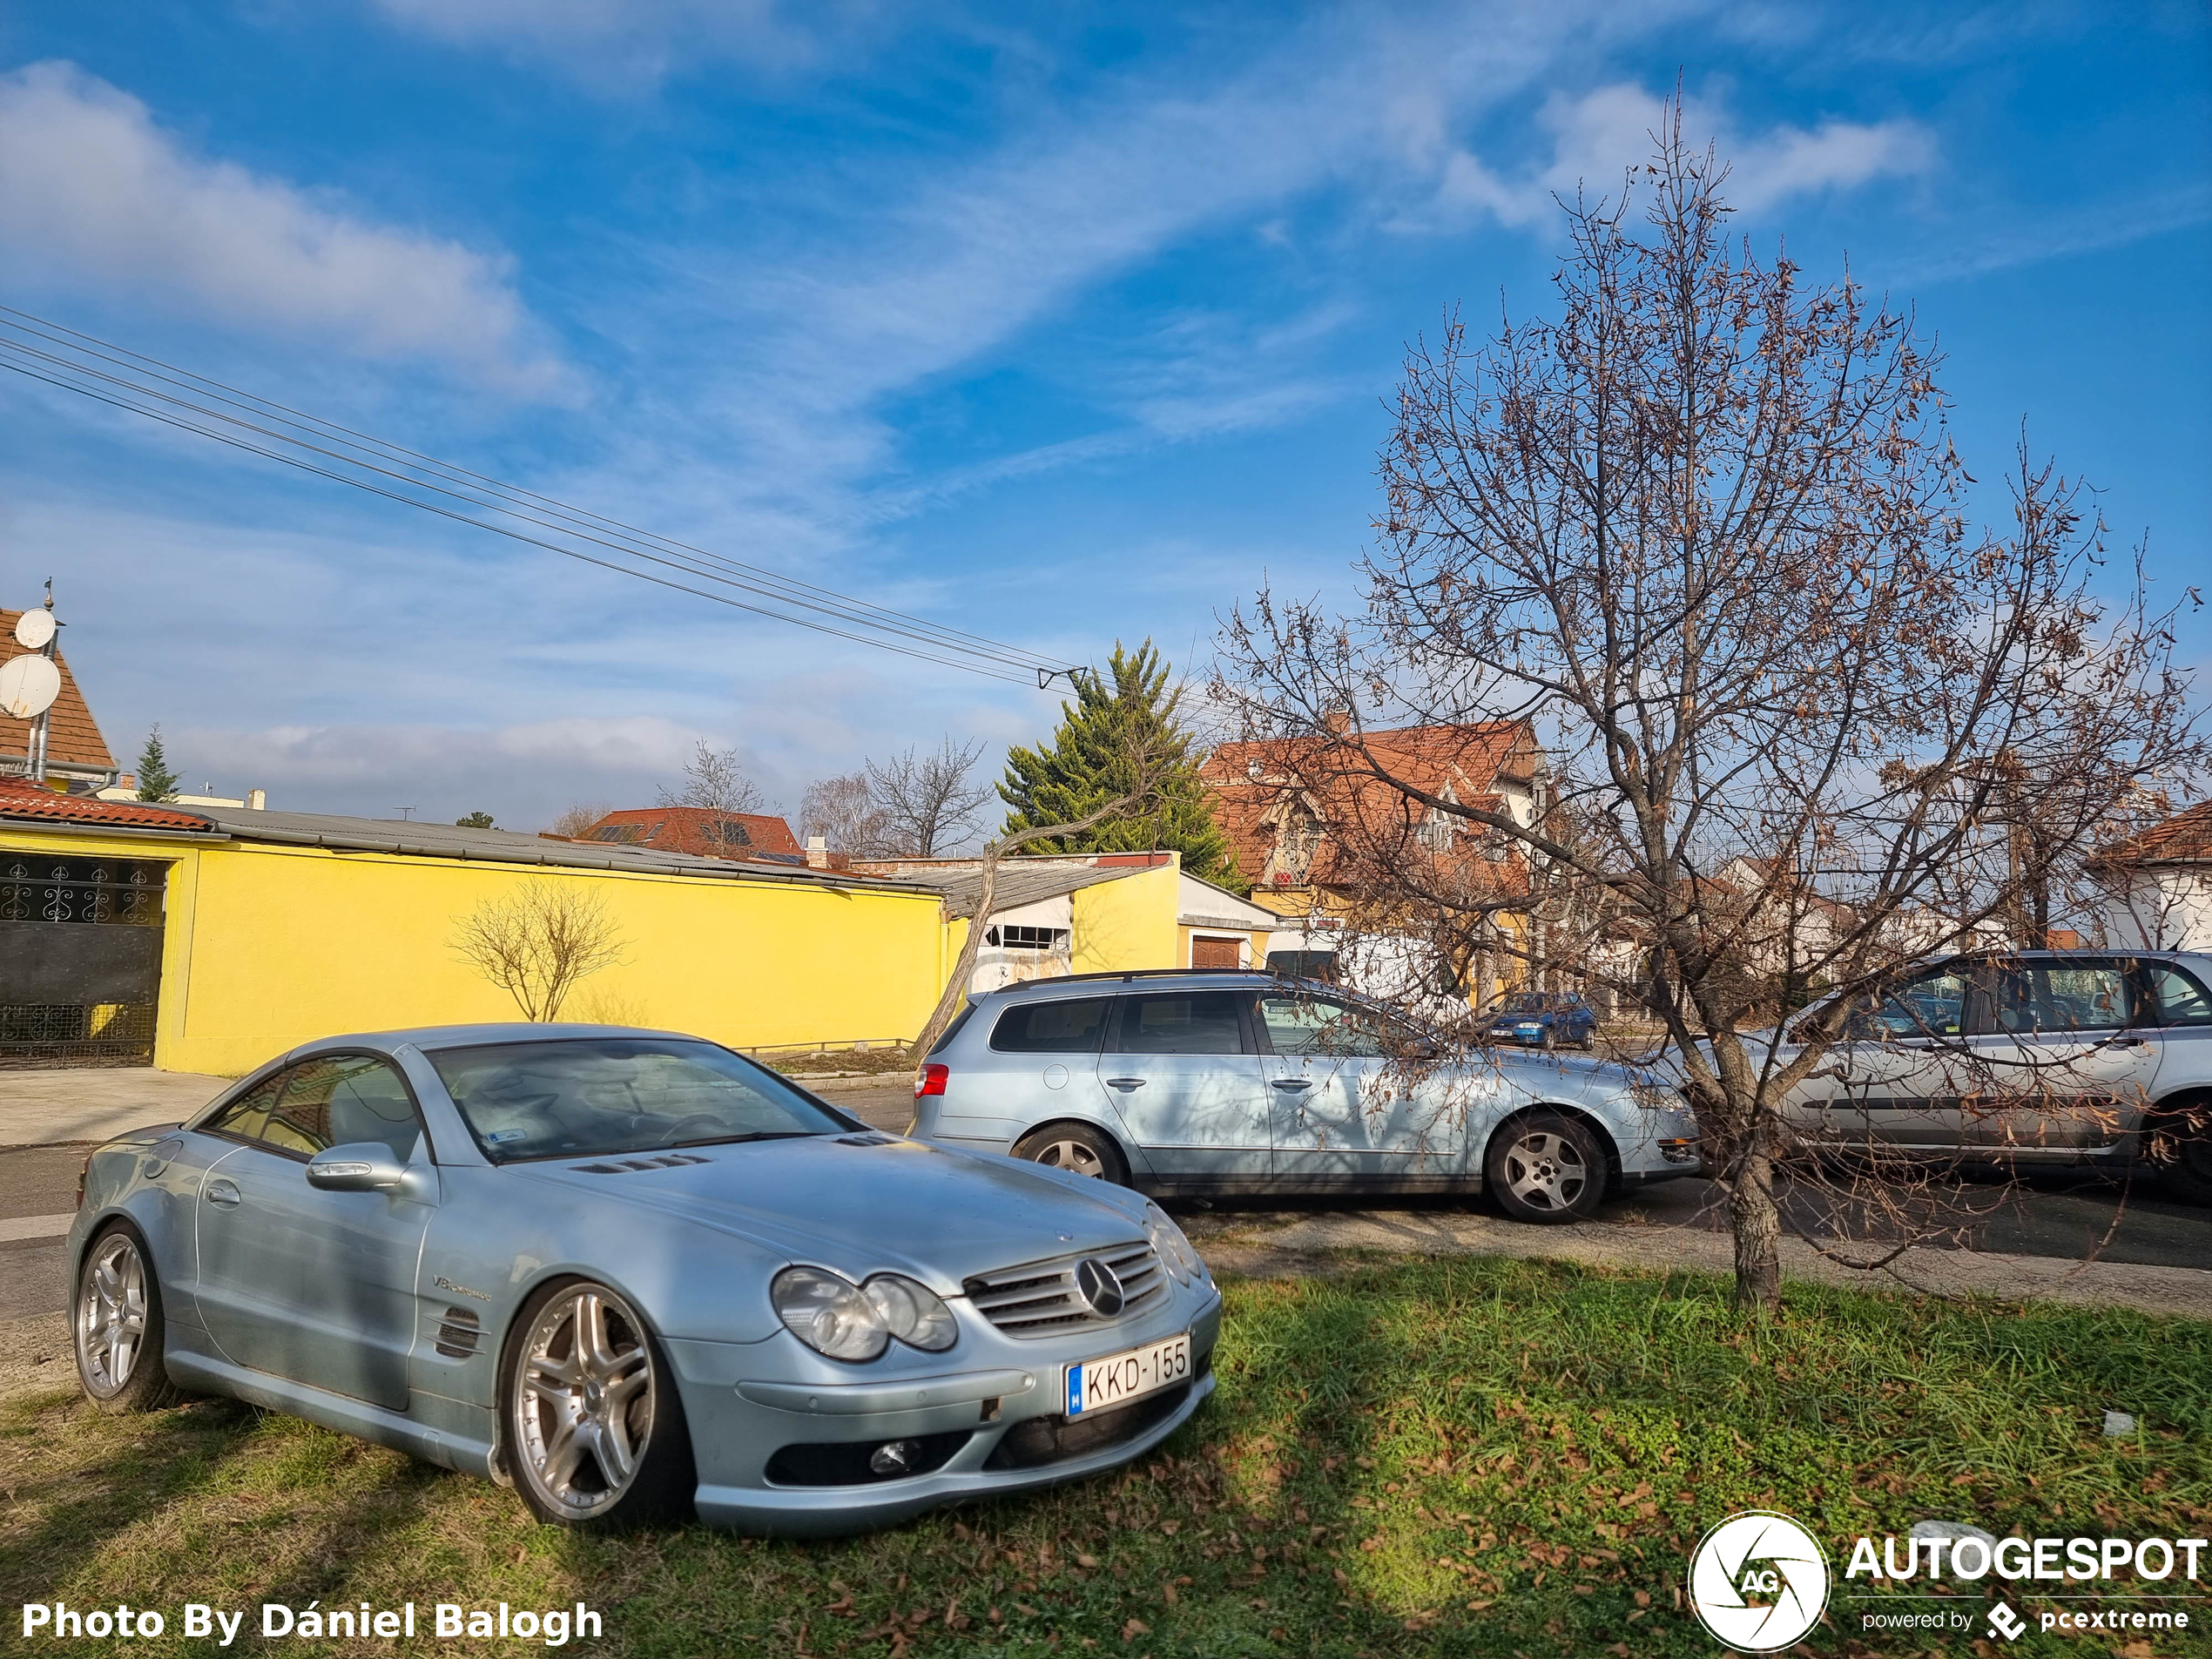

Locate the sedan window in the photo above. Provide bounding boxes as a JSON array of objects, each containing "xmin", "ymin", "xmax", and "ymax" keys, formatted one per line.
[
  {"xmin": 2149, "ymin": 963, "xmax": 2212, "ymax": 1027},
  {"xmin": 428, "ymin": 1037, "xmax": 850, "ymax": 1163},
  {"xmin": 1259, "ymin": 995, "xmax": 1390, "ymax": 1058},
  {"xmin": 989, "ymin": 996, "xmax": 1111, "ymax": 1053},
  {"xmin": 1114, "ymin": 991, "xmax": 1249, "ymax": 1055},
  {"xmin": 201, "ymin": 1070, "xmax": 288, "ymax": 1143},
  {"xmin": 1991, "ymin": 961, "xmax": 2132, "ymax": 1034}
]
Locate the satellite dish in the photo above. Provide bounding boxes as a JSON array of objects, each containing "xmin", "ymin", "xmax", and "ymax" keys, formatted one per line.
[
  {"xmin": 0, "ymin": 652, "xmax": 61, "ymax": 720},
  {"xmin": 12, "ymin": 609, "xmax": 55, "ymax": 650}
]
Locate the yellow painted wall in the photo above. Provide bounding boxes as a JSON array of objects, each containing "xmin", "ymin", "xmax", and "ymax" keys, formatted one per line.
[
  {"xmin": 2, "ymin": 827, "xmax": 947, "ymax": 1076},
  {"xmin": 1068, "ymin": 860, "xmax": 1181, "ymax": 974}
]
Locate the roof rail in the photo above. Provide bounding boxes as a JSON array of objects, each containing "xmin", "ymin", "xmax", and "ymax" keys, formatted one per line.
[{"xmin": 1010, "ymin": 967, "xmax": 1290, "ymax": 988}]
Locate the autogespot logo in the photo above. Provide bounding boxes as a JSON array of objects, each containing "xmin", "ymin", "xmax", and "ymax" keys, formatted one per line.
[{"xmin": 1688, "ymin": 1510, "xmax": 1831, "ymax": 1653}]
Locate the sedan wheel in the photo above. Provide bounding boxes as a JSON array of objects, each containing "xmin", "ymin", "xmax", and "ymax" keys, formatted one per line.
[
  {"xmin": 506, "ymin": 1282, "xmax": 691, "ymax": 1528},
  {"xmin": 1486, "ymin": 1112, "xmax": 1606, "ymax": 1224},
  {"xmin": 1012, "ymin": 1122, "xmax": 1128, "ymax": 1184},
  {"xmin": 75, "ymin": 1226, "xmax": 177, "ymax": 1413}
]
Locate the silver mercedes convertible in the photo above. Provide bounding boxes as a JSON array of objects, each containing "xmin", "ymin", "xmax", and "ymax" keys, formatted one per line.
[{"xmin": 68, "ymin": 1026, "xmax": 1219, "ymax": 1534}]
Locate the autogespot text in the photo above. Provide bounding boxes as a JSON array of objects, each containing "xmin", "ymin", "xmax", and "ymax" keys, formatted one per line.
[{"xmin": 19, "ymin": 1602, "xmax": 602, "ymax": 1646}]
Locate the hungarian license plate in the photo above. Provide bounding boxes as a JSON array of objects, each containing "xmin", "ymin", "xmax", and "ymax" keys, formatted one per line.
[{"xmin": 1065, "ymin": 1332, "xmax": 1190, "ymax": 1418}]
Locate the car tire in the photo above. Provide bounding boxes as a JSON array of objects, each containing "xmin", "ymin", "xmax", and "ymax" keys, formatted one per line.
[
  {"xmin": 502, "ymin": 1279, "xmax": 694, "ymax": 1530},
  {"xmin": 75, "ymin": 1224, "xmax": 179, "ymax": 1414},
  {"xmin": 1485, "ymin": 1111, "xmax": 1606, "ymax": 1224},
  {"xmin": 1012, "ymin": 1121, "xmax": 1129, "ymax": 1184},
  {"xmin": 2152, "ymin": 1104, "xmax": 2212, "ymax": 1207}
]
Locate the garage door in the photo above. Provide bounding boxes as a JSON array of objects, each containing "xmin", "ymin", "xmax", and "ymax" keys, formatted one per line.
[
  {"xmin": 1190, "ymin": 934, "xmax": 1244, "ymax": 970},
  {"xmin": 0, "ymin": 855, "xmax": 166, "ymax": 1064}
]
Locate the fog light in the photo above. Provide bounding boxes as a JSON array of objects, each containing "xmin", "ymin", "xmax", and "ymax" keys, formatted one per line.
[
  {"xmin": 869, "ymin": 1440, "xmax": 915, "ymax": 1476},
  {"xmin": 1657, "ymin": 1137, "xmax": 1699, "ymax": 1164}
]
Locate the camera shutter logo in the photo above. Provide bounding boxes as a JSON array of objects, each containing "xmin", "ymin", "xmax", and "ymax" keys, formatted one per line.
[{"xmin": 1687, "ymin": 1510, "xmax": 1831, "ymax": 1653}]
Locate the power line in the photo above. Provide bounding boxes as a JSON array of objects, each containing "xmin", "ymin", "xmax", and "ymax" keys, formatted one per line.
[{"xmin": 0, "ymin": 306, "xmax": 1078, "ymax": 688}]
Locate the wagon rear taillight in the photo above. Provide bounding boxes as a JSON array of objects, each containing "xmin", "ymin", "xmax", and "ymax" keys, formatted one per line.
[{"xmin": 915, "ymin": 1063, "xmax": 948, "ymax": 1099}]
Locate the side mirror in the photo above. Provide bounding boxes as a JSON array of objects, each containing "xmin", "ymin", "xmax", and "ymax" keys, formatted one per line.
[{"xmin": 307, "ymin": 1143, "xmax": 408, "ymax": 1191}]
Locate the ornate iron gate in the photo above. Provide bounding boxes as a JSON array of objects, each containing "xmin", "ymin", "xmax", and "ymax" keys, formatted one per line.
[{"xmin": 0, "ymin": 855, "xmax": 167, "ymax": 1065}]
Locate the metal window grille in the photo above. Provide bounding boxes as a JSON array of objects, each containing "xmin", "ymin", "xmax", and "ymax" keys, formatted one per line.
[{"xmin": 0, "ymin": 858, "xmax": 166, "ymax": 926}]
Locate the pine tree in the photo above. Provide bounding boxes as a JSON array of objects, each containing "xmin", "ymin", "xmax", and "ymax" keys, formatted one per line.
[
  {"xmin": 999, "ymin": 640, "xmax": 1244, "ymax": 890},
  {"xmin": 134, "ymin": 727, "xmax": 180, "ymax": 804}
]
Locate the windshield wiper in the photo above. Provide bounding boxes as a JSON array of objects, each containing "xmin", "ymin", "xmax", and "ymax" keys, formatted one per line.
[{"xmin": 664, "ymin": 1130, "xmax": 821, "ymax": 1150}]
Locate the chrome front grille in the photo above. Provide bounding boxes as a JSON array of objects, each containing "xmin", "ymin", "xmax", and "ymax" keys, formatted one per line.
[{"xmin": 962, "ymin": 1240, "xmax": 1167, "ymax": 1337}]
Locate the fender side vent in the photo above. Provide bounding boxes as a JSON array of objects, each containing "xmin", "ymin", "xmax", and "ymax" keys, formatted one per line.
[{"xmin": 435, "ymin": 1307, "xmax": 482, "ymax": 1359}]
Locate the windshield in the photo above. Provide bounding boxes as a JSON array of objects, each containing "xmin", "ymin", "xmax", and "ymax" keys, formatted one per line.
[
  {"xmin": 1501, "ymin": 995, "xmax": 1551, "ymax": 1014},
  {"xmin": 428, "ymin": 1037, "xmax": 851, "ymax": 1163}
]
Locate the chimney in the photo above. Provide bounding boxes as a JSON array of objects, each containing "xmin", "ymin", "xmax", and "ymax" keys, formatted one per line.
[
  {"xmin": 1322, "ymin": 707, "xmax": 1351, "ymax": 736},
  {"xmin": 805, "ymin": 833, "xmax": 828, "ymax": 869},
  {"xmin": 246, "ymin": 788, "xmax": 266, "ymax": 812}
]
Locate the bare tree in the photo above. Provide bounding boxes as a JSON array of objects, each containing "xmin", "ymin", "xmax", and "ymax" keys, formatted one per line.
[
  {"xmin": 801, "ymin": 770, "xmax": 890, "ymax": 857},
  {"xmin": 547, "ymin": 800, "xmax": 614, "ymax": 840},
  {"xmin": 450, "ymin": 880, "xmax": 628, "ymax": 1022},
  {"xmin": 1219, "ymin": 107, "xmax": 2203, "ymax": 1313},
  {"xmin": 871, "ymin": 737, "xmax": 992, "ymax": 857},
  {"xmin": 660, "ymin": 741, "xmax": 766, "ymax": 818},
  {"xmin": 911, "ymin": 735, "xmax": 1177, "ymax": 1059}
]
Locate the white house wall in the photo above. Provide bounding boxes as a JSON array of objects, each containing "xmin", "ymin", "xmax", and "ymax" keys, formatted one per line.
[
  {"xmin": 969, "ymin": 894, "xmax": 1076, "ymax": 992},
  {"xmin": 2100, "ymin": 870, "xmax": 2212, "ymax": 952}
]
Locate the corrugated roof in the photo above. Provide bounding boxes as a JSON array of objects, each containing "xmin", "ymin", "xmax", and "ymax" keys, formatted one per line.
[
  {"xmin": 193, "ymin": 807, "xmax": 932, "ymax": 891},
  {"xmin": 891, "ymin": 861, "xmax": 1139, "ymax": 921},
  {"xmin": 0, "ymin": 776, "xmax": 215, "ymax": 833},
  {"xmin": 0, "ymin": 609, "xmax": 118, "ymax": 777}
]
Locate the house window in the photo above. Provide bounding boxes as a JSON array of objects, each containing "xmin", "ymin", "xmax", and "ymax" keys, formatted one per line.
[
  {"xmin": 1418, "ymin": 813, "xmax": 1457, "ymax": 852},
  {"xmin": 986, "ymin": 925, "xmax": 1069, "ymax": 951},
  {"xmin": 708, "ymin": 819, "xmax": 752, "ymax": 846}
]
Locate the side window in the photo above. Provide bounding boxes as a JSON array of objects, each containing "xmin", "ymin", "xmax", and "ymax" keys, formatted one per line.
[
  {"xmin": 260, "ymin": 1055, "xmax": 424, "ymax": 1162},
  {"xmin": 2027, "ymin": 962, "xmax": 2132, "ymax": 1033},
  {"xmin": 201, "ymin": 1070, "xmax": 291, "ymax": 1143},
  {"xmin": 990, "ymin": 997, "xmax": 1113, "ymax": 1054},
  {"xmin": 2148, "ymin": 964, "xmax": 2212, "ymax": 1027},
  {"xmin": 1114, "ymin": 991, "xmax": 1249, "ymax": 1056},
  {"xmin": 1844, "ymin": 966, "xmax": 1969, "ymax": 1039},
  {"xmin": 1258, "ymin": 995, "xmax": 1390, "ymax": 1058}
]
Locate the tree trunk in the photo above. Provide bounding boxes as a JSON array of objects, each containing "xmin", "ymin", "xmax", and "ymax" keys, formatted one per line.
[{"xmin": 1729, "ymin": 1150, "xmax": 1784, "ymax": 1313}]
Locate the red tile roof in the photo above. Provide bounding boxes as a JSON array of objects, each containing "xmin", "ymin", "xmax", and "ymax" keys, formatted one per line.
[
  {"xmin": 1, "ymin": 609, "xmax": 118, "ymax": 777},
  {"xmin": 2094, "ymin": 799, "xmax": 2212, "ymax": 866},
  {"xmin": 0, "ymin": 776, "xmax": 211, "ymax": 832},
  {"xmin": 580, "ymin": 806, "xmax": 806, "ymax": 864},
  {"xmin": 1202, "ymin": 720, "xmax": 1536, "ymax": 893}
]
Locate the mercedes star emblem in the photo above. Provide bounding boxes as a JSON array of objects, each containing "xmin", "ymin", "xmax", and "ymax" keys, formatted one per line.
[{"xmin": 1074, "ymin": 1257, "xmax": 1125, "ymax": 1317}]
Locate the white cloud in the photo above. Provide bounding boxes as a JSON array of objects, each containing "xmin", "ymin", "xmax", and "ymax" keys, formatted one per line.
[
  {"xmin": 1426, "ymin": 79, "xmax": 1933, "ymax": 226},
  {"xmin": 367, "ymin": 0, "xmax": 880, "ymax": 90},
  {"xmin": 0, "ymin": 62, "xmax": 571, "ymax": 395}
]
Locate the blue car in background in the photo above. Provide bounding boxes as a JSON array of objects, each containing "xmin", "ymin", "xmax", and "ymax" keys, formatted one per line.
[{"xmin": 1483, "ymin": 993, "xmax": 1598, "ymax": 1050}]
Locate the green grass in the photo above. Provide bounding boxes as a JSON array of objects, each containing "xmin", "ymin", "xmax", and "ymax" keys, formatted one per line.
[{"xmin": 5, "ymin": 1258, "xmax": 2209, "ymax": 1657}]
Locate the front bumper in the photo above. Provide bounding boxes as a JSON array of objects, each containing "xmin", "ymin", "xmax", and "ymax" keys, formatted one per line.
[{"xmin": 671, "ymin": 1282, "xmax": 1224, "ymax": 1535}]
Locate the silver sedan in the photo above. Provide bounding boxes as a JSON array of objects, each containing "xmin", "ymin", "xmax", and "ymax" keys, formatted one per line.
[{"xmin": 69, "ymin": 1025, "xmax": 1219, "ymax": 1534}]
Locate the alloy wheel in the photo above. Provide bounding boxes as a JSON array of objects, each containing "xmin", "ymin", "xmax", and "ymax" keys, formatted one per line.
[
  {"xmin": 1501, "ymin": 1129, "xmax": 1590, "ymax": 1213},
  {"xmin": 1031, "ymin": 1138, "xmax": 1106, "ymax": 1177},
  {"xmin": 78, "ymin": 1233, "xmax": 148, "ymax": 1396},
  {"xmin": 511, "ymin": 1285, "xmax": 657, "ymax": 1521}
]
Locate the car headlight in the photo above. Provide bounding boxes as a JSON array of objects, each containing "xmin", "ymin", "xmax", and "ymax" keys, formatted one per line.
[
  {"xmin": 862, "ymin": 1273, "xmax": 959, "ymax": 1352},
  {"xmin": 772, "ymin": 1267, "xmax": 960, "ymax": 1361},
  {"xmin": 1143, "ymin": 1202, "xmax": 1205, "ymax": 1286}
]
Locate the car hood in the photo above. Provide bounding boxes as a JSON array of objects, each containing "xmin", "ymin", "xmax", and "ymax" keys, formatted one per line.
[{"xmin": 511, "ymin": 1134, "xmax": 1154, "ymax": 1294}]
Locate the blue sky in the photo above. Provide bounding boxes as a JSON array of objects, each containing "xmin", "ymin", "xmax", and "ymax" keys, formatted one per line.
[{"xmin": 1, "ymin": 2, "xmax": 2206, "ymax": 830}]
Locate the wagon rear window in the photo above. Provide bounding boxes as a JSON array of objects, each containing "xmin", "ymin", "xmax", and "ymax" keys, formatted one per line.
[
  {"xmin": 428, "ymin": 1038, "xmax": 849, "ymax": 1163},
  {"xmin": 990, "ymin": 997, "xmax": 1112, "ymax": 1053}
]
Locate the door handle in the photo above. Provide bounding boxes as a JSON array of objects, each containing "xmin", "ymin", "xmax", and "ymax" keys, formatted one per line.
[
  {"xmin": 204, "ymin": 1179, "xmax": 242, "ymax": 1208},
  {"xmin": 1104, "ymin": 1077, "xmax": 1147, "ymax": 1090},
  {"xmin": 1271, "ymin": 1079, "xmax": 1313, "ymax": 1091}
]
